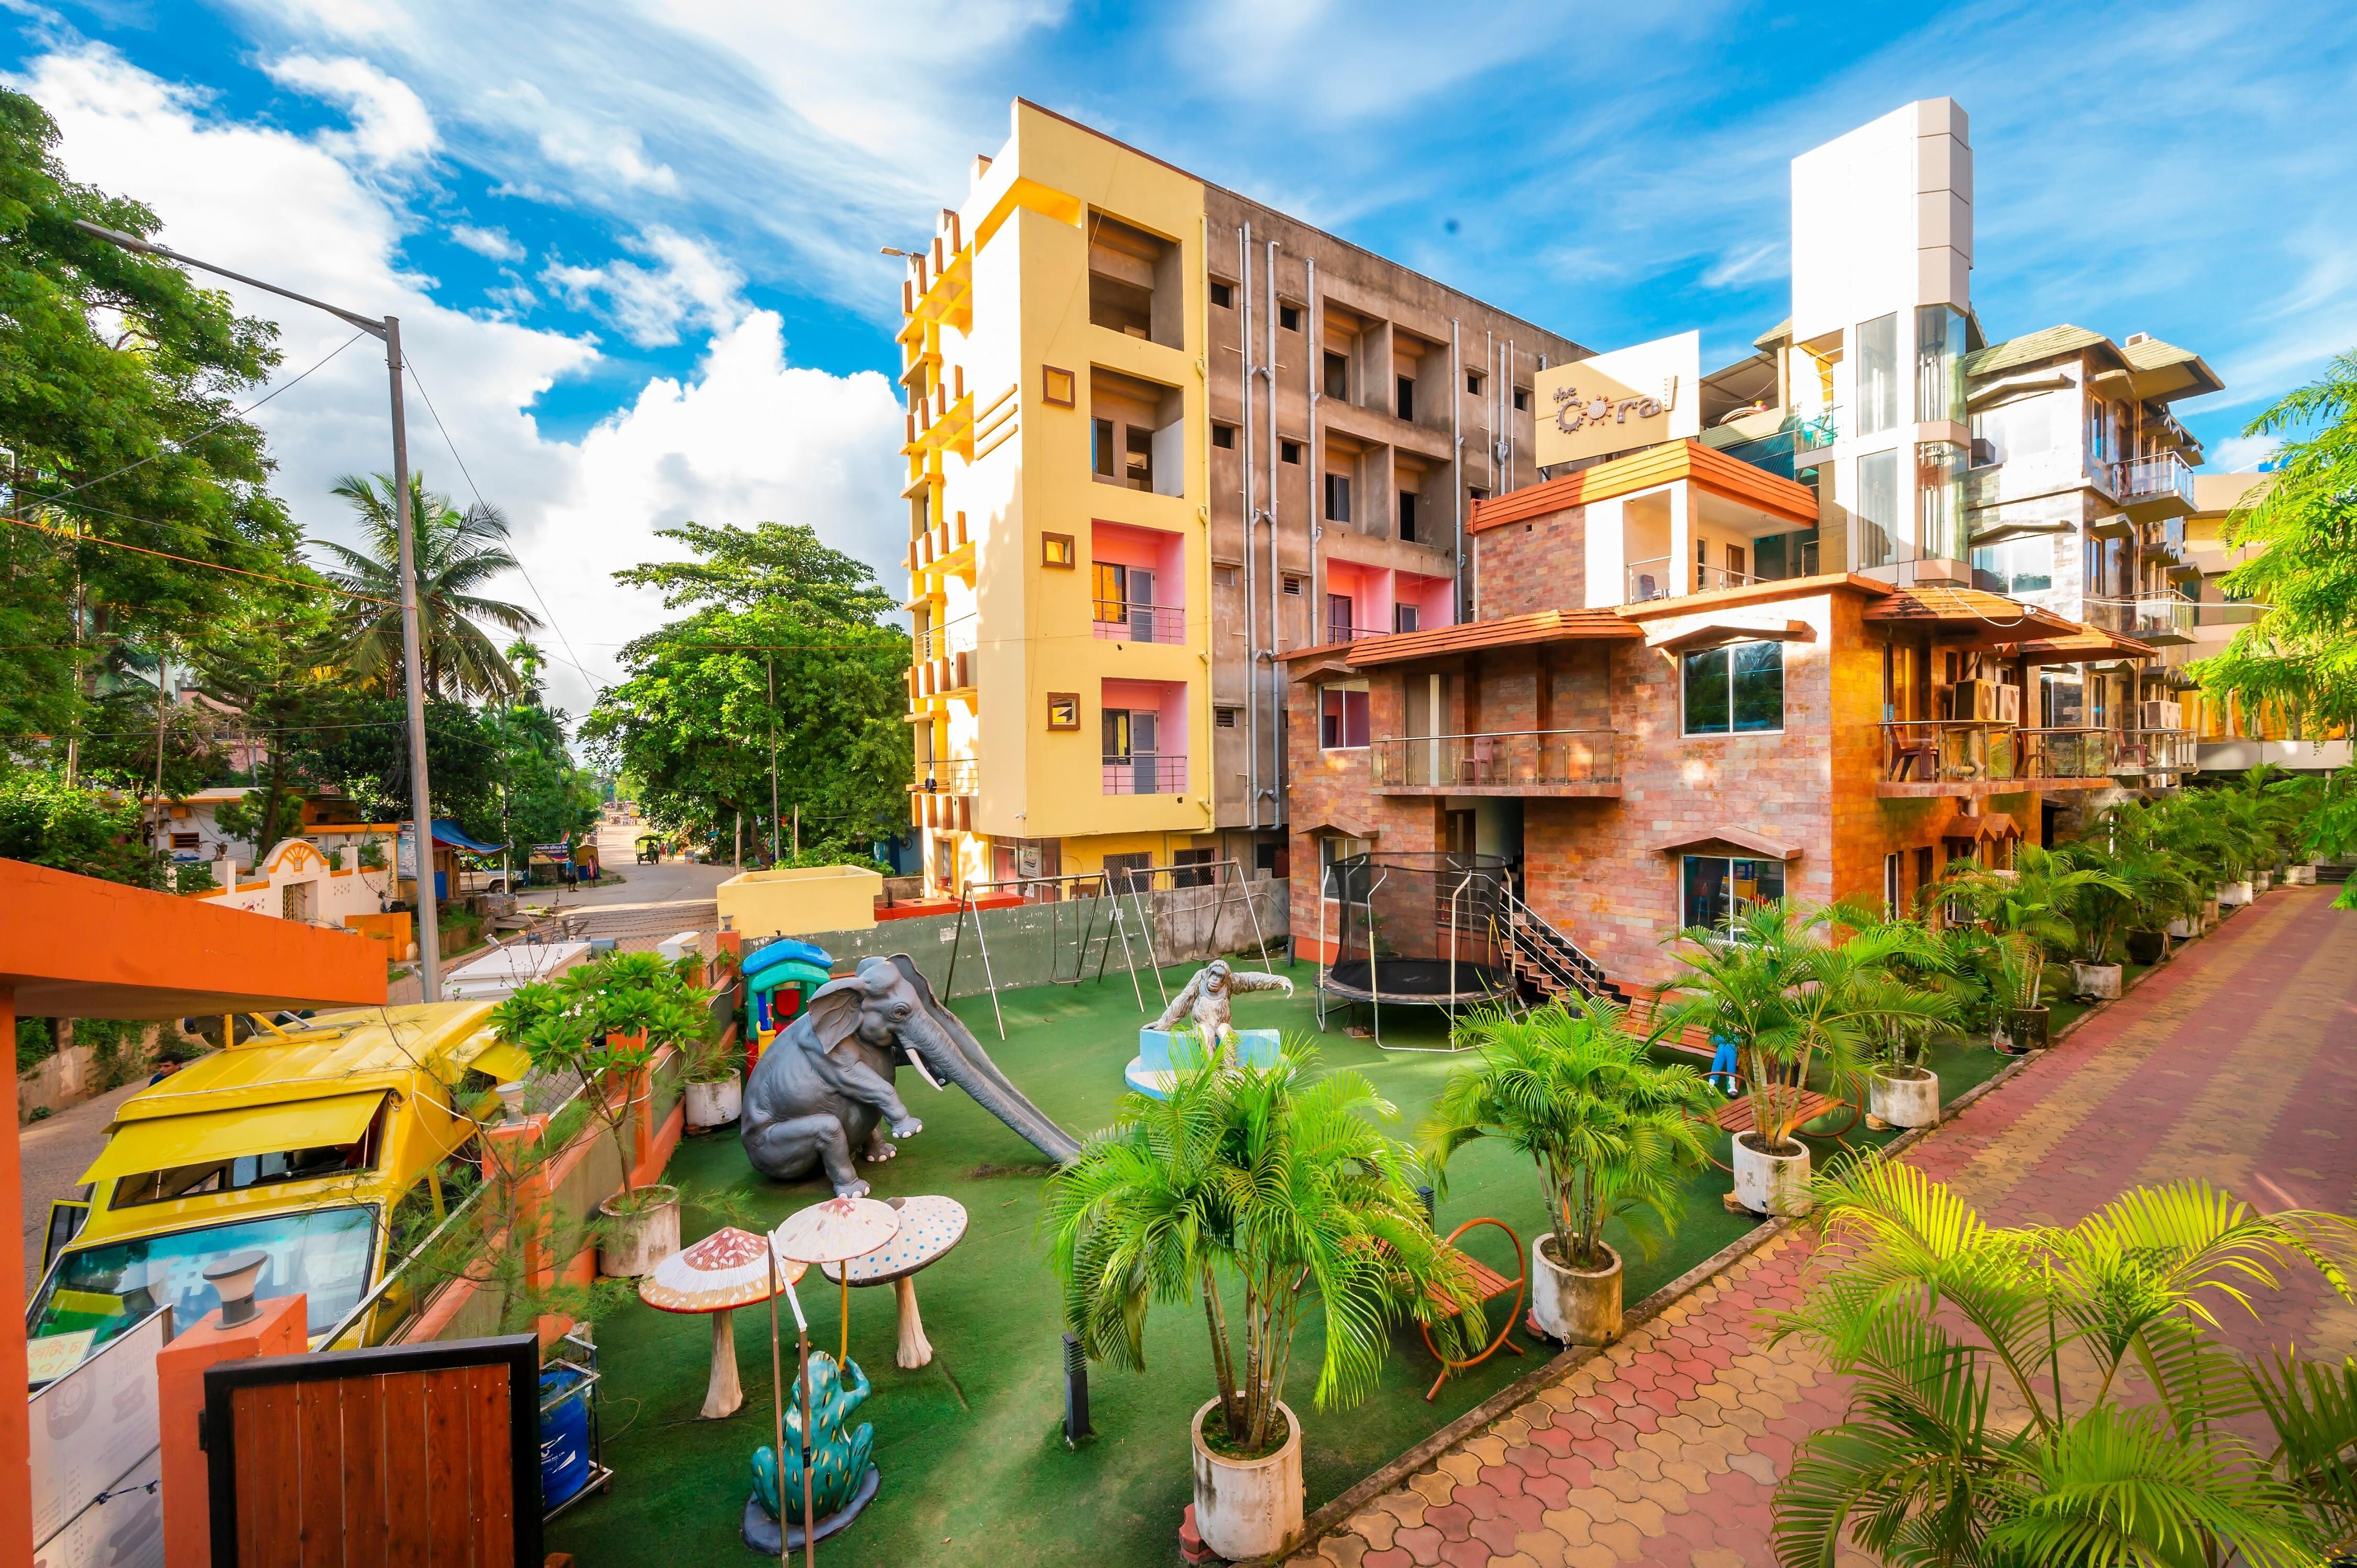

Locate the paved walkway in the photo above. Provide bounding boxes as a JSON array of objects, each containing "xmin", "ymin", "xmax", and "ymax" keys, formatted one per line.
[{"xmin": 1292, "ymin": 886, "xmax": 2357, "ymax": 1568}]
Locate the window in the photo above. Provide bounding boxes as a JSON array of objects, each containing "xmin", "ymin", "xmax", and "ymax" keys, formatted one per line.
[
  {"xmin": 1468, "ymin": 487, "xmax": 1488, "ymax": 505},
  {"xmin": 1323, "ymin": 352, "xmax": 1348, "ymax": 400},
  {"xmin": 1319, "ymin": 681, "xmax": 1371, "ymax": 748},
  {"xmin": 1398, "ymin": 491, "xmax": 1418, "ymax": 542},
  {"xmin": 1279, "ymin": 303, "xmax": 1303, "ymax": 333},
  {"xmin": 1124, "ymin": 424, "xmax": 1154, "ymax": 491},
  {"xmin": 1917, "ymin": 440, "xmax": 1966, "ymax": 562},
  {"xmin": 1282, "ymin": 575, "xmax": 1304, "ymax": 597},
  {"xmin": 171, "ymin": 831, "xmax": 200, "ymax": 849},
  {"xmin": 1327, "ymin": 593, "xmax": 1354, "ymax": 642},
  {"xmin": 1215, "ymin": 706, "xmax": 1239, "ymax": 728},
  {"xmin": 1211, "ymin": 423, "xmax": 1236, "ymax": 450},
  {"xmin": 1396, "ymin": 376, "xmax": 1415, "ymax": 421},
  {"xmin": 1095, "ymin": 561, "xmax": 1129, "ymax": 624},
  {"xmin": 1041, "ymin": 365, "xmax": 1076, "ymax": 407},
  {"xmin": 1512, "ymin": 387, "xmax": 1529, "ymax": 413},
  {"xmin": 1393, "ymin": 604, "xmax": 1419, "ymax": 634},
  {"xmin": 1215, "ymin": 564, "xmax": 1239, "ymax": 590},
  {"xmin": 1681, "ymin": 855, "xmax": 1788, "ymax": 932},
  {"xmin": 1466, "ymin": 371, "xmax": 1484, "ymax": 395},
  {"xmin": 1682, "ymin": 640, "xmax": 1785, "ymax": 735},
  {"xmin": 1970, "ymin": 396, "xmax": 2053, "ymax": 467},
  {"xmin": 1046, "ymin": 692, "xmax": 1080, "ymax": 730},
  {"xmin": 1855, "ymin": 313, "xmax": 1899, "ymax": 436},
  {"xmin": 1885, "ymin": 852, "xmax": 1902, "ymax": 920},
  {"xmin": 1856, "ymin": 447, "xmax": 1899, "ymax": 569},
  {"xmin": 1093, "ymin": 418, "xmax": 1115, "ymax": 478},
  {"xmin": 1324, "ymin": 472, "xmax": 1352, "ymax": 523},
  {"xmin": 1916, "ymin": 306, "xmax": 1966, "ymax": 426},
  {"xmin": 1042, "ymin": 532, "xmax": 1076, "ymax": 568},
  {"xmin": 1280, "ymin": 440, "xmax": 1302, "ymax": 465},
  {"xmin": 1209, "ymin": 280, "xmax": 1233, "ymax": 309}
]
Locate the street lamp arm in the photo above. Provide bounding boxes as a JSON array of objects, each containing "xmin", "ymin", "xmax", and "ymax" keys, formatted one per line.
[{"xmin": 71, "ymin": 219, "xmax": 388, "ymax": 337}]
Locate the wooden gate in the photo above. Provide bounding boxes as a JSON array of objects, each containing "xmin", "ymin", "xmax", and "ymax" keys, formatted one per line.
[{"xmin": 203, "ymin": 1334, "xmax": 542, "ymax": 1567}]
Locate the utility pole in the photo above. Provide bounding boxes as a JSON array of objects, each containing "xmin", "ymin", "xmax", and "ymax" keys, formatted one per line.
[
  {"xmin": 151, "ymin": 639, "xmax": 170, "ymax": 871},
  {"xmin": 74, "ymin": 220, "xmax": 444, "ymax": 1000},
  {"xmin": 767, "ymin": 655, "xmax": 781, "ymax": 864}
]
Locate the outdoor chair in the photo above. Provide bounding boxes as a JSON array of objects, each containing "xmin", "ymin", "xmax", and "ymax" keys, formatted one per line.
[{"xmin": 1415, "ymin": 1218, "xmax": 1526, "ymax": 1401}]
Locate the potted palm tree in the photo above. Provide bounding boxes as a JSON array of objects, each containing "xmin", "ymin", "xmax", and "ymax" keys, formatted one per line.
[
  {"xmin": 1772, "ymin": 1154, "xmax": 2357, "ymax": 1568},
  {"xmin": 491, "ymin": 950, "xmax": 711, "ymax": 1277},
  {"xmin": 2057, "ymin": 815, "xmax": 2198, "ymax": 993},
  {"xmin": 1422, "ymin": 998, "xmax": 1714, "ymax": 1346},
  {"xmin": 1669, "ymin": 902, "xmax": 1954, "ymax": 1218},
  {"xmin": 1834, "ymin": 899, "xmax": 1965, "ymax": 1131},
  {"xmin": 1044, "ymin": 1042, "xmax": 1479, "ymax": 1563}
]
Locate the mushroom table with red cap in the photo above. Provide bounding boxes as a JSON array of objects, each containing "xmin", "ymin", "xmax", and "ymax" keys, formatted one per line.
[
  {"xmin": 820, "ymin": 1195, "xmax": 967, "ymax": 1369},
  {"xmin": 638, "ymin": 1227, "xmax": 808, "ymax": 1420}
]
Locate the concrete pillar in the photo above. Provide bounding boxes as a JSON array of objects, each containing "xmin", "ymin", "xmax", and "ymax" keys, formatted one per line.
[
  {"xmin": 157, "ymin": 1294, "xmax": 306, "ymax": 1568},
  {"xmin": 1668, "ymin": 482, "xmax": 1693, "ymax": 596},
  {"xmin": 0, "ymin": 986, "xmax": 26, "ymax": 1568}
]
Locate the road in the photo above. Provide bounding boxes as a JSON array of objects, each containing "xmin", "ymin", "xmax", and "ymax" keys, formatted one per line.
[{"xmin": 20, "ymin": 1078, "xmax": 147, "ymax": 1288}]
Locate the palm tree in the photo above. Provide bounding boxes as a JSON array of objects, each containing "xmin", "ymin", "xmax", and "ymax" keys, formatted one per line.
[
  {"xmin": 1771, "ymin": 1154, "xmax": 2357, "ymax": 1568},
  {"xmin": 1423, "ymin": 997, "xmax": 1715, "ymax": 1272},
  {"xmin": 2057, "ymin": 804, "xmax": 2201, "ymax": 962},
  {"xmin": 314, "ymin": 472, "xmax": 542, "ymax": 700},
  {"xmin": 1043, "ymin": 1040, "xmax": 1479, "ymax": 1456}
]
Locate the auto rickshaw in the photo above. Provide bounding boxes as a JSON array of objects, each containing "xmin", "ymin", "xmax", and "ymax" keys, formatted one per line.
[{"xmin": 635, "ymin": 833, "xmax": 663, "ymax": 865}]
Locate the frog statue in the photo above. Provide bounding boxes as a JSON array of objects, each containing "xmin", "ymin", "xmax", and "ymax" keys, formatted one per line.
[{"xmin": 752, "ymin": 1352, "xmax": 875, "ymax": 1529}]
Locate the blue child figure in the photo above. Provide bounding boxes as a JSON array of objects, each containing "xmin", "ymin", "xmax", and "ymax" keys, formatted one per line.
[
  {"xmin": 753, "ymin": 1351, "xmax": 875, "ymax": 1527},
  {"xmin": 1707, "ymin": 1031, "xmax": 1742, "ymax": 1098}
]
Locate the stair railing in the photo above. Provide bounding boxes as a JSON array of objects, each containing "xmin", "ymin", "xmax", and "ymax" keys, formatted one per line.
[{"xmin": 1501, "ymin": 891, "xmax": 1613, "ymax": 1002}]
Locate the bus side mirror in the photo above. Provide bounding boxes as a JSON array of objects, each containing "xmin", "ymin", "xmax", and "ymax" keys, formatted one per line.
[{"xmin": 42, "ymin": 1199, "xmax": 89, "ymax": 1275}]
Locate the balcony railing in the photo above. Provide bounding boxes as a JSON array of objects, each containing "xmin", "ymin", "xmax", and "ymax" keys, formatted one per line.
[
  {"xmin": 913, "ymin": 615, "xmax": 978, "ymax": 661},
  {"xmin": 2139, "ymin": 516, "xmax": 2189, "ymax": 564},
  {"xmin": 1883, "ymin": 722, "xmax": 2116, "ymax": 784},
  {"xmin": 1101, "ymin": 753, "xmax": 1186, "ymax": 796},
  {"xmin": 1713, "ymin": 406, "xmax": 1841, "ymax": 481},
  {"xmin": 2111, "ymin": 730, "xmax": 2195, "ymax": 778},
  {"xmin": 913, "ymin": 757, "xmax": 979, "ymax": 795},
  {"xmin": 1326, "ymin": 622, "xmax": 1400, "ymax": 644},
  {"xmin": 1371, "ymin": 729, "xmax": 1618, "ymax": 790},
  {"xmin": 2113, "ymin": 451, "xmax": 2195, "ymax": 511},
  {"xmin": 1626, "ymin": 557, "xmax": 1759, "ymax": 603},
  {"xmin": 1092, "ymin": 601, "xmax": 1185, "ymax": 643}
]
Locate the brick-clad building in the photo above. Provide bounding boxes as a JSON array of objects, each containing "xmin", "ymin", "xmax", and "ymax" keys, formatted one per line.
[{"xmin": 1284, "ymin": 440, "xmax": 2154, "ymax": 993}]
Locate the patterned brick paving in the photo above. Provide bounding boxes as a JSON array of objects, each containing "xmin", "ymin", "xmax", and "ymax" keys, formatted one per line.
[{"xmin": 1290, "ymin": 886, "xmax": 2357, "ymax": 1568}]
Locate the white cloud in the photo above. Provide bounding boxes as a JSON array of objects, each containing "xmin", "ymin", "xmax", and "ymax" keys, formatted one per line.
[
  {"xmin": 265, "ymin": 52, "xmax": 437, "ymax": 168},
  {"xmin": 494, "ymin": 79, "xmax": 679, "ymax": 195},
  {"xmin": 542, "ymin": 226, "xmax": 746, "ymax": 348},
  {"xmin": 11, "ymin": 41, "xmax": 899, "ymax": 717},
  {"xmin": 450, "ymin": 222, "xmax": 522, "ymax": 262},
  {"xmin": 2207, "ymin": 434, "xmax": 2277, "ymax": 473},
  {"xmin": 1700, "ymin": 241, "xmax": 1785, "ymax": 291}
]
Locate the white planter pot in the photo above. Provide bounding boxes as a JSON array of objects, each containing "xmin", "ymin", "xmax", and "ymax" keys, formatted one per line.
[
  {"xmin": 1530, "ymin": 1235, "xmax": 1622, "ymax": 1346},
  {"xmin": 2218, "ymin": 881, "xmax": 2253, "ymax": 908},
  {"xmin": 1731, "ymin": 1131, "xmax": 1811, "ymax": 1218},
  {"xmin": 684, "ymin": 1071, "xmax": 742, "ymax": 1130},
  {"xmin": 2290, "ymin": 864, "xmax": 2318, "ymax": 886},
  {"xmin": 2070, "ymin": 962, "xmax": 2122, "ymax": 1001},
  {"xmin": 2254, "ymin": 871, "xmax": 2273, "ymax": 893},
  {"xmin": 2165, "ymin": 915, "xmax": 2196, "ymax": 940},
  {"xmin": 2203, "ymin": 898, "xmax": 2221, "ymax": 925},
  {"xmin": 598, "ymin": 1184, "xmax": 681, "ymax": 1278},
  {"xmin": 1868, "ymin": 1067, "xmax": 1941, "ymax": 1130},
  {"xmin": 1191, "ymin": 1399, "xmax": 1302, "ymax": 1562}
]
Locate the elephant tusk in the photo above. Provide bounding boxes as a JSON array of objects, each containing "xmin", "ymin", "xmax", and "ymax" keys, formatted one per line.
[{"xmin": 904, "ymin": 1052, "xmax": 945, "ymax": 1091}]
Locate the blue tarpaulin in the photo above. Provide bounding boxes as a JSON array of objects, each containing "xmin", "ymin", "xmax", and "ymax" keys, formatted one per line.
[{"xmin": 430, "ymin": 819, "xmax": 505, "ymax": 855}]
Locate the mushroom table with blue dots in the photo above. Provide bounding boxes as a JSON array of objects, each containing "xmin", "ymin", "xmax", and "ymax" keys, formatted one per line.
[{"xmin": 820, "ymin": 1195, "xmax": 969, "ymax": 1369}]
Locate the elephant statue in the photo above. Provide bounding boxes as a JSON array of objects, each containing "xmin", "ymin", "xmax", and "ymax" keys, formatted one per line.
[
  {"xmin": 740, "ymin": 954, "xmax": 1082, "ymax": 1195},
  {"xmin": 753, "ymin": 1352, "xmax": 873, "ymax": 1526}
]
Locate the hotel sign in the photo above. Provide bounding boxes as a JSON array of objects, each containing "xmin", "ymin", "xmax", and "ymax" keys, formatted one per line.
[{"xmin": 1532, "ymin": 331, "xmax": 1701, "ymax": 467}]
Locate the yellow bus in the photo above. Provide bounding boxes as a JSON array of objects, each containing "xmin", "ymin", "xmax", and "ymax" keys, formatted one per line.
[{"xmin": 26, "ymin": 1003, "xmax": 527, "ymax": 1379}]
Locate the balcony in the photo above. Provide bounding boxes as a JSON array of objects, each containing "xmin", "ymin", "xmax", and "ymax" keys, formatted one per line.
[
  {"xmin": 1093, "ymin": 600, "xmax": 1186, "ymax": 644},
  {"xmin": 2132, "ymin": 595, "xmax": 2196, "ymax": 645},
  {"xmin": 2113, "ymin": 451, "xmax": 2196, "ymax": 521},
  {"xmin": 913, "ymin": 615, "xmax": 977, "ymax": 662},
  {"xmin": 1371, "ymin": 729, "xmax": 1621, "ymax": 798},
  {"xmin": 2111, "ymin": 730, "xmax": 2194, "ymax": 783},
  {"xmin": 1325, "ymin": 622, "xmax": 1394, "ymax": 644},
  {"xmin": 1879, "ymin": 722, "xmax": 2119, "ymax": 798},
  {"xmin": 1711, "ymin": 406, "xmax": 1841, "ymax": 482},
  {"xmin": 1626, "ymin": 558, "xmax": 1760, "ymax": 604},
  {"xmin": 912, "ymin": 757, "xmax": 978, "ymax": 796},
  {"xmin": 1102, "ymin": 753, "xmax": 1186, "ymax": 796}
]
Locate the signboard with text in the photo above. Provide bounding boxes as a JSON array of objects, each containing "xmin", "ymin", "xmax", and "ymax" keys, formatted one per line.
[{"xmin": 1532, "ymin": 331, "xmax": 1702, "ymax": 468}]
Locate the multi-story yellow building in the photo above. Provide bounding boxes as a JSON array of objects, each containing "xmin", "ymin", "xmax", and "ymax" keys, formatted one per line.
[{"xmin": 898, "ymin": 100, "xmax": 1581, "ymax": 895}]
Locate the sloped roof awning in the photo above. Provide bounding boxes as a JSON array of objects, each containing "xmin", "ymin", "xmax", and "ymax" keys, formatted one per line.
[
  {"xmin": 1864, "ymin": 585, "xmax": 2081, "ymax": 639},
  {"xmin": 1298, "ymin": 813, "xmax": 1380, "ymax": 841},
  {"xmin": 1647, "ymin": 827, "xmax": 1801, "ymax": 862},
  {"xmin": 1285, "ymin": 609, "xmax": 1643, "ymax": 670},
  {"xmin": 83, "ymin": 1090, "xmax": 386, "ymax": 1185},
  {"xmin": 2008, "ymin": 628, "xmax": 2157, "ymax": 665},
  {"xmin": 1647, "ymin": 618, "xmax": 1816, "ymax": 655},
  {"xmin": 1950, "ymin": 812, "xmax": 2024, "ymax": 842}
]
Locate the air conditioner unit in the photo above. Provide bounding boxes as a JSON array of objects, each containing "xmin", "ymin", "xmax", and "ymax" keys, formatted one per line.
[
  {"xmin": 2138, "ymin": 699, "xmax": 2182, "ymax": 731},
  {"xmin": 1952, "ymin": 680, "xmax": 2021, "ymax": 724}
]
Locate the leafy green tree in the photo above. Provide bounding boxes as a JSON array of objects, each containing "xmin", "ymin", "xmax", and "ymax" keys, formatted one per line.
[
  {"xmin": 313, "ymin": 473, "xmax": 541, "ymax": 702},
  {"xmin": 0, "ymin": 86, "xmax": 301, "ymax": 750},
  {"xmin": 1772, "ymin": 1155, "xmax": 2357, "ymax": 1568},
  {"xmin": 0, "ymin": 765, "xmax": 162, "ymax": 886},
  {"xmin": 585, "ymin": 522, "xmax": 909, "ymax": 854}
]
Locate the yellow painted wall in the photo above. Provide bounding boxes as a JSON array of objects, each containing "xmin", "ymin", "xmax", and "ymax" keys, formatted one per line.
[{"xmin": 717, "ymin": 865, "xmax": 883, "ymax": 937}]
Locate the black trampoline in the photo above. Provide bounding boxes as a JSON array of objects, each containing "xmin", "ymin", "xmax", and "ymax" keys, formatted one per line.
[{"xmin": 1316, "ymin": 851, "xmax": 1517, "ymax": 1050}]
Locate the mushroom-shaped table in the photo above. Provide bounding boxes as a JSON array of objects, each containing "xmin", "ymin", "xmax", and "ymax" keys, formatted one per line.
[
  {"xmin": 638, "ymin": 1227, "xmax": 807, "ymax": 1420},
  {"xmin": 820, "ymin": 1195, "xmax": 968, "ymax": 1369},
  {"xmin": 772, "ymin": 1195, "xmax": 901, "ymax": 1369}
]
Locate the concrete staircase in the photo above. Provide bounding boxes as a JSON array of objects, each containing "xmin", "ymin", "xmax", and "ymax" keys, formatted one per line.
[{"xmin": 1503, "ymin": 897, "xmax": 1716, "ymax": 1061}]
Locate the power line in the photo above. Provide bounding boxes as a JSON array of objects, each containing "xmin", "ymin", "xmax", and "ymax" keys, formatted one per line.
[
  {"xmin": 399, "ymin": 354, "xmax": 605, "ymax": 687},
  {"xmin": 1, "ymin": 514, "xmax": 399, "ymax": 606}
]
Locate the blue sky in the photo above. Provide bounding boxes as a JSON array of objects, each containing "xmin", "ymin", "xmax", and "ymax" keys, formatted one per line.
[{"xmin": 7, "ymin": 0, "xmax": 2355, "ymax": 711}]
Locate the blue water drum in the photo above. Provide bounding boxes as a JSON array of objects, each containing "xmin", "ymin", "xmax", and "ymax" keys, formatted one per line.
[{"xmin": 539, "ymin": 1366, "xmax": 592, "ymax": 1508}]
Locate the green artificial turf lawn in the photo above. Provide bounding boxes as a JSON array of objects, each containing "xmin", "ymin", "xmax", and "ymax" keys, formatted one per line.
[{"xmin": 544, "ymin": 963, "xmax": 2013, "ymax": 1567}]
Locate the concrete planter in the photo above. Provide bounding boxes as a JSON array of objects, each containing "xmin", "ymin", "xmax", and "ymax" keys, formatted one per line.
[
  {"xmin": 2203, "ymin": 898, "xmax": 2221, "ymax": 925},
  {"xmin": 1994, "ymin": 1005, "xmax": 2051, "ymax": 1054},
  {"xmin": 2125, "ymin": 930, "xmax": 2167, "ymax": 965},
  {"xmin": 2254, "ymin": 871, "xmax": 2274, "ymax": 894},
  {"xmin": 2165, "ymin": 915, "xmax": 2198, "ymax": 940},
  {"xmin": 598, "ymin": 1183, "xmax": 681, "ymax": 1278},
  {"xmin": 2218, "ymin": 881, "xmax": 2253, "ymax": 908},
  {"xmin": 2289, "ymin": 864, "xmax": 2318, "ymax": 886},
  {"xmin": 1732, "ymin": 1132, "xmax": 1811, "ymax": 1218},
  {"xmin": 1530, "ymin": 1235, "xmax": 1622, "ymax": 1346},
  {"xmin": 1868, "ymin": 1066, "xmax": 1940, "ymax": 1130},
  {"xmin": 2071, "ymin": 962, "xmax": 2123, "ymax": 1001},
  {"xmin": 1191, "ymin": 1399, "xmax": 1302, "ymax": 1561},
  {"xmin": 684, "ymin": 1070, "xmax": 742, "ymax": 1130}
]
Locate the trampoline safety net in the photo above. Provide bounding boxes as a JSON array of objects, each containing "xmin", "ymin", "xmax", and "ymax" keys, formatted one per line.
[{"xmin": 1323, "ymin": 852, "xmax": 1513, "ymax": 1006}]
